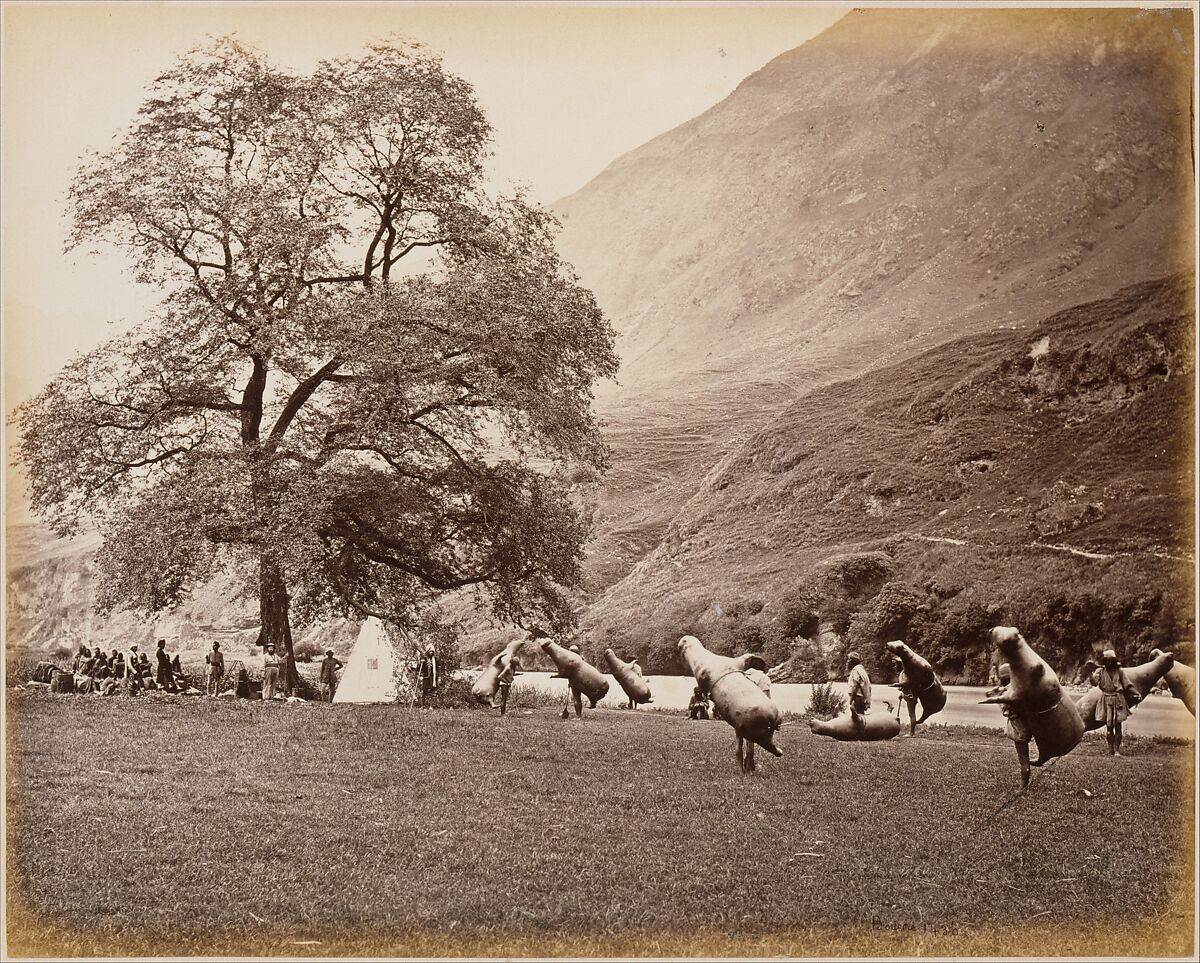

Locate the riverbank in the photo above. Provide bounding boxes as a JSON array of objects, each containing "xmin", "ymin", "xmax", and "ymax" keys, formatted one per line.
[
  {"xmin": 510, "ymin": 672, "xmax": 1196, "ymax": 740},
  {"xmin": 6, "ymin": 688, "xmax": 1193, "ymax": 957}
]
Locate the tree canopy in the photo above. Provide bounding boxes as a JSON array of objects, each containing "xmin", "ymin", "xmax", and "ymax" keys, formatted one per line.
[{"xmin": 15, "ymin": 37, "xmax": 618, "ymax": 666}]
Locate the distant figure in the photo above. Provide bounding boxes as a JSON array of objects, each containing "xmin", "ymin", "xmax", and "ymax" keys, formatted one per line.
[
  {"xmin": 990, "ymin": 663, "xmax": 1032, "ymax": 789},
  {"xmin": 73, "ymin": 645, "xmax": 92, "ymax": 673},
  {"xmin": 623, "ymin": 656, "xmax": 645, "ymax": 709},
  {"xmin": 112, "ymin": 650, "xmax": 126, "ymax": 680},
  {"xmin": 137, "ymin": 652, "xmax": 153, "ymax": 688},
  {"xmin": 561, "ymin": 644, "xmax": 584, "ymax": 720},
  {"xmin": 128, "ymin": 644, "xmax": 141, "ymax": 673},
  {"xmin": 262, "ymin": 643, "xmax": 282, "ymax": 701},
  {"xmin": 1091, "ymin": 648, "xmax": 1137, "ymax": 757},
  {"xmin": 205, "ymin": 642, "xmax": 225, "ymax": 697},
  {"xmin": 235, "ymin": 665, "xmax": 252, "ymax": 699},
  {"xmin": 280, "ymin": 649, "xmax": 296, "ymax": 697},
  {"xmin": 415, "ymin": 644, "xmax": 438, "ymax": 706},
  {"xmin": 125, "ymin": 661, "xmax": 144, "ymax": 696},
  {"xmin": 893, "ymin": 655, "xmax": 917, "ymax": 737},
  {"xmin": 988, "ymin": 662, "xmax": 1000, "ymax": 688},
  {"xmin": 156, "ymin": 640, "xmax": 174, "ymax": 692},
  {"xmin": 497, "ymin": 654, "xmax": 521, "ymax": 717},
  {"xmin": 318, "ymin": 649, "xmax": 343, "ymax": 702},
  {"xmin": 688, "ymin": 685, "xmax": 713, "ymax": 720},
  {"xmin": 171, "ymin": 653, "xmax": 189, "ymax": 690},
  {"xmin": 846, "ymin": 651, "xmax": 871, "ymax": 723}
]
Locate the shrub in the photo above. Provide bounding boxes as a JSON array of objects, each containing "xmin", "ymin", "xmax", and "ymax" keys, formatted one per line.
[
  {"xmin": 507, "ymin": 679, "xmax": 569, "ymax": 709},
  {"xmin": 644, "ymin": 636, "xmax": 686, "ymax": 675},
  {"xmin": 777, "ymin": 586, "xmax": 821, "ymax": 639},
  {"xmin": 806, "ymin": 681, "xmax": 846, "ymax": 720},
  {"xmin": 292, "ymin": 638, "xmax": 324, "ymax": 663},
  {"xmin": 413, "ymin": 676, "xmax": 481, "ymax": 709},
  {"xmin": 759, "ymin": 634, "xmax": 795, "ymax": 670}
]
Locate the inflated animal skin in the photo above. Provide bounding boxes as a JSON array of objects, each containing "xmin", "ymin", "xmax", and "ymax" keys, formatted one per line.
[
  {"xmin": 539, "ymin": 639, "xmax": 610, "ymax": 706},
  {"xmin": 981, "ymin": 626, "xmax": 1084, "ymax": 765},
  {"xmin": 678, "ymin": 635, "xmax": 781, "ymax": 771},
  {"xmin": 884, "ymin": 639, "xmax": 946, "ymax": 724},
  {"xmin": 603, "ymin": 649, "xmax": 653, "ymax": 705},
  {"xmin": 1151, "ymin": 648, "xmax": 1195, "ymax": 716}
]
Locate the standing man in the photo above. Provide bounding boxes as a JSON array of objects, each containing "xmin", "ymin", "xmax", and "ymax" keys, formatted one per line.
[
  {"xmin": 1090, "ymin": 648, "xmax": 1137, "ymax": 757},
  {"xmin": 205, "ymin": 641, "xmax": 225, "ymax": 697},
  {"xmin": 155, "ymin": 640, "xmax": 175, "ymax": 692},
  {"xmin": 319, "ymin": 649, "xmax": 343, "ymax": 702},
  {"xmin": 128, "ymin": 643, "xmax": 140, "ymax": 676},
  {"xmin": 497, "ymin": 653, "xmax": 521, "ymax": 717},
  {"xmin": 846, "ymin": 651, "xmax": 871, "ymax": 724},
  {"xmin": 262, "ymin": 643, "xmax": 282, "ymax": 701},
  {"xmin": 415, "ymin": 644, "xmax": 438, "ymax": 706},
  {"xmin": 990, "ymin": 663, "xmax": 1032, "ymax": 789}
]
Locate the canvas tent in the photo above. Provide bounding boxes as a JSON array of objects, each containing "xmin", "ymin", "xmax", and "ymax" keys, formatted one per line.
[{"xmin": 332, "ymin": 617, "xmax": 412, "ymax": 704}]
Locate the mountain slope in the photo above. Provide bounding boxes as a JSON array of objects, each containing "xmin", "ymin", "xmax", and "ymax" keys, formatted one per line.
[
  {"xmin": 558, "ymin": 5, "xmax": 1194, "ymax": 600},
  {"xmin": 579, "ymin": 274, "xmax": 1195, "ymax": 678},
  {"xmin": 557, "ymin": 6, "xmax": 1193, "ymax": 397}
]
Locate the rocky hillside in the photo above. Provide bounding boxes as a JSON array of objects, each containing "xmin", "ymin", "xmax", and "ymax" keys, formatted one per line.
[
  {"xmin": 578, "ymin": 275, "xmax": 1195, "ymax": 680},
  {"xmin": 557, "ymin": 5, "xmax": 1194, "ymax": 613}
]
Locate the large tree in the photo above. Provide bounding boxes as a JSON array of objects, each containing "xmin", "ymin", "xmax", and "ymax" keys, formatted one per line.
[{"xmin": 15, "ymin": 37, "xmax": 617, "ymax": 683}]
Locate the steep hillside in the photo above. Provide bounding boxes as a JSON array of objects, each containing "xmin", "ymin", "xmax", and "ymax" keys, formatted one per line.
[
  {"xmin": 560, "ymin": 7, "xmax": 1194, "ymax": 596},
  {"xmin": 579, "ymin": 275, "xmax": 1195, "ymax": 679},
  {"xmin": 558, "ymin": 6, "xmax": 1193, "ymax": 396}
]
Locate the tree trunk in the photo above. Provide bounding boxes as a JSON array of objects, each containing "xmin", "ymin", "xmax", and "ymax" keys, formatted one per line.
[{"xmin": 257, "ymin": 556, "xmax": 299, "ymax": 692}]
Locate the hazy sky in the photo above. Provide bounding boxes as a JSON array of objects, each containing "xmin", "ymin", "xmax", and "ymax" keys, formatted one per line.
[{"xmin": 2, "ymin": 2, "xmax": 846, "ymax": 416}]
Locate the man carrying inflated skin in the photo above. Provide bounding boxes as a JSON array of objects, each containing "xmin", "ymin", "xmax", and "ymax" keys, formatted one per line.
[
  {"xmin": 497, "ymin": 654, "xmax": 521, "ymax": 717},
  {"xmin": 893, "ymin": 655, "xmax": 918, "ymax": 737},
  {"xmin": 560, "ymin": 643, "xmax": 584, "ymax": 720},
  {"xmin": 1090, "ymin": 648, "xmax": 1138, "ymax": 757},
  {"xmin": 990, "ymin": 663, "xmax": 1032, "ymax": 789},
  {"xmin": 847, "ymin": 651, "xmax": 871, "ymax": 724}
]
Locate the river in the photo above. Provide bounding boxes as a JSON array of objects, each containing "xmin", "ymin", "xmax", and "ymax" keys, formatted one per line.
[{"xmin": 510, "ymin": 672, "xmax": 1196, "ymax": 740}]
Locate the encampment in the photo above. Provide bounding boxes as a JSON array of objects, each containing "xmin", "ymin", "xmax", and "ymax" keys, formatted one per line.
[{"xmin": 332, "ymin": 618, "xmax": 413, "ymax": 704}]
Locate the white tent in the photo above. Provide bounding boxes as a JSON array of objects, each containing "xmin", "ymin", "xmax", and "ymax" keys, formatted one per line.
[{"xmin": 332, "ymin": 617, "xmax": 411, "ymax": 704}]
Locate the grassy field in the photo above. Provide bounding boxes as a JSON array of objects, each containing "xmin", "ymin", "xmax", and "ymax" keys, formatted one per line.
[{"xmin": 5, "ymin": 689, "xmax": 1194, "ymax": 958}]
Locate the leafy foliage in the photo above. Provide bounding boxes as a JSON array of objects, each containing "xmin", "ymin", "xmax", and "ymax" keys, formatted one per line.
[
  {"xmin": 805, "ymin": 682, "xmax": 846, "ymax": 720},
  {"xmin": 14, "ymin": 37, "xmax": 617, "ymax": 659}
]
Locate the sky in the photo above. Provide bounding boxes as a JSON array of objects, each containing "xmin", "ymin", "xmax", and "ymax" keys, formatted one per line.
[{"xmin": 2, "ymin": 2, "xmax": 847, "ymax": 418}]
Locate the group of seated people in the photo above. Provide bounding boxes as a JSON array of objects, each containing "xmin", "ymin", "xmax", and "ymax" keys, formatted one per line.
[
  {"xmin": 687, "ymin": 685, "xmax": 716, "ymax": 720},
  {"xmin": 69, "ymin": 641, "xmax": 193, "ymax": 695}
]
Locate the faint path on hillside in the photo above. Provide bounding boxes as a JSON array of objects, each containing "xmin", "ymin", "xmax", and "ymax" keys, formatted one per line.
[{"xmin": 901, "ymin": 533, "xmax": 1193, "ymax": 564}]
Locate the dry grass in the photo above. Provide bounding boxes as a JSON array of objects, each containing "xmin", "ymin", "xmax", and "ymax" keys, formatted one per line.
[{"xmin": 5, "ymin": 688, "xmax": 1194, "ymax": 958}]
